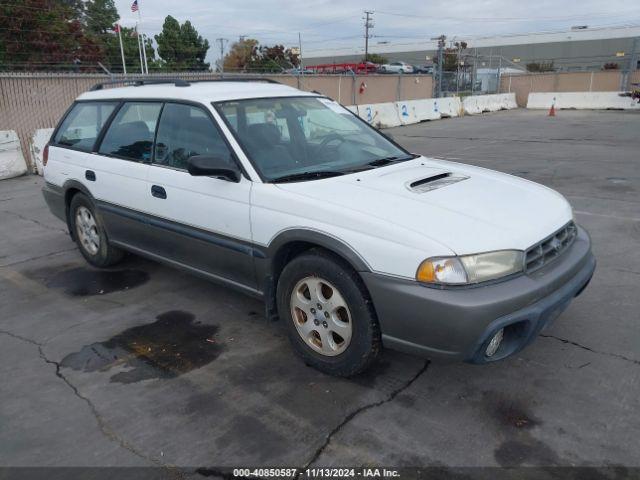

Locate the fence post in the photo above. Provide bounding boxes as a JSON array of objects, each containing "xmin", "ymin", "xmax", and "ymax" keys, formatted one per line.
[
  {"xmin": 397, "ymin": 75, "xmax": 402, "ymax": 101},
  {"xmin": 351, "ymin": 73, "xmax": 356, "ymax": 105}
]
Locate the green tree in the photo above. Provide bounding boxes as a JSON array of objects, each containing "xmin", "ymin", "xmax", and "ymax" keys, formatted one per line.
[
  {"xmin": 155, "ymin": 16, "xmax": 210, "ymax": 71},
  {"xmin": 223, "ymin": 38, "xmax": 260, "ymax": 72},
  {"xmin": 85, "ymin": 0, "xmax": 119, "ymax": 35},
  {"xmin": 0, "ymin": 0, "xmax": 102, "ymax": 71},
  {"xmin": 250, "ymin": 44, "xmax": 299, "ymax": 72},
  {"xmin": 366, "ymin": 53, "xmax": 387, "ymax": 65},
  {"xmin": 222, "ymin": 39, "xmax": 301, "ymax": 73}
]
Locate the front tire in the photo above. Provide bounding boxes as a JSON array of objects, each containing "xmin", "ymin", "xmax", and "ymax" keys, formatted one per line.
[
  {"xmin": 277, "ymin": 249, "xmax": 381, "ymax": 376},
  {"xmin": 69, "ymin": 193, "xmax": 124, "ymax": 268}
]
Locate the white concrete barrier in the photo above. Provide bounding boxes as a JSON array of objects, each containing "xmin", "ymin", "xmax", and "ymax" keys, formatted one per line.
[
  {"xmin": 527, "ymin": 92, "xmax": 640, "ymax": 110},
  {"xmin": 356, "ymin": 103, "xmax": 402, "ymax": 128},
  {"xmin": 436, "ymin": 97, "xmax": 462, "ymax": 118},
  {"xmin": 30, "ymin": 128, "xmax": 54, "ymax": 176},
  {"xmin": 0, "ymin": 130, "xmax": 28, "ymax": 180},
  {"xmin": 463, "ymin": 93, "xmax": 518, "ymax": 114},
  {"xmin": 345, "ymin": 105, "xmax": 359, "ymax": 115},
  {"xmin": 395, "ymin": 99, "xmax": 441, "ymax": 124}
]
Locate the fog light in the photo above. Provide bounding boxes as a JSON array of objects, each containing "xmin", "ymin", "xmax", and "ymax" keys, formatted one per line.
[{"xmin": 485, "ymin": 328, "xmax": 504, "ymax": 357}]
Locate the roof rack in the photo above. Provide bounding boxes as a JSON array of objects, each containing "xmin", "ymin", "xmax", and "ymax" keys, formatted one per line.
[
  {"xmin": 90, "ymin": 78, "xmax": 190, "ymax": 91},
  {"xmin": 89, "ymin": 77, "xmax": 281, "ymax": 91},
  {"xmin": 190, "ymin": 77, "xmax": 282, "ymax": 85}
]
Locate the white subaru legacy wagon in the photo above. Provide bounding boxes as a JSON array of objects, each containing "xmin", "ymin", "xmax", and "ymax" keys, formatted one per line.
[{"xmin": 42, "ymin": 79, "xmax": 595, "ymax": 376}]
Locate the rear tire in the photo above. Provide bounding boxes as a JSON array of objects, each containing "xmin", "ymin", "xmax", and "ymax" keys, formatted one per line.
[
  {"xmin": 277, "ymin": 249, "xmax": 381, "ymax": 376},
  {"xmin": 69, "ymin": 193, "xmax": 124, "ymax": 268}
]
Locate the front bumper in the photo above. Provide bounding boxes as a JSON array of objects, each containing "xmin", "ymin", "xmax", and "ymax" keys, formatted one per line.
[{"xmin": 361, "ymin": 225, "xmax": 596, "ymax": 363}]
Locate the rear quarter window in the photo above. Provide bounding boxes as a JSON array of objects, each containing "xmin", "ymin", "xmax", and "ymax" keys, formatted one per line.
[{"xmin": 54, "ymin": 102, "xmax": 117, "ymax": 151}]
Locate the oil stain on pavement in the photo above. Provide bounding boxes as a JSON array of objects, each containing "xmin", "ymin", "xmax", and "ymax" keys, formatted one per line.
[
  {"xmin": 44, "ymin": 266, "xmax": 149, "ymax": 296},
  {"xmin": 486, "ymin": 392, "xmax": 562, "ymax": 466},
  {"xmin": 60, "ymin": 310, "xmax": 223, "ymax": 383}
]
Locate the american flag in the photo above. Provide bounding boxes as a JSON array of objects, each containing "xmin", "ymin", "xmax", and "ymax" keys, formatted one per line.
[{"xmin": 131, "ymin": 0, "xmax": 139, "ymax": 12}]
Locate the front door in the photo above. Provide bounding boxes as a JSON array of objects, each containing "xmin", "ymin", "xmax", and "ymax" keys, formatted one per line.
[{"xmin": 144, "ymin": 102, "xmax": 255, "ymax": 290}]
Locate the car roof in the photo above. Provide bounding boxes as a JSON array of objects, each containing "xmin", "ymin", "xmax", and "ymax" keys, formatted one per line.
[{"xmin": 76, "ymin": 81, "xmax": 318, "ymax": 103}]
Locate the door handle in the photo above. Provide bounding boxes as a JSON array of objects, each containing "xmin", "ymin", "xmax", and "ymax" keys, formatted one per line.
[
  {"xmin": 151, "ymin": 185, "xmax": 167, "ymax": 199},
  {"xmin": 85, "ymin": 170, "xmax": 96, "ymax": 181}
]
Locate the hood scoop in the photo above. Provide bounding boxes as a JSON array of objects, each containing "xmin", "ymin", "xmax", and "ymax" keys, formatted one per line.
[{"xmin": 407, "ymin": 172, "xmax": 470, "ymax": 193}]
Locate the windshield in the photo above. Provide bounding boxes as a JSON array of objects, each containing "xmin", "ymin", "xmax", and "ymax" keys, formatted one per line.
[{"xmin": 215, "ymin": 96, "xmax": 412, "ymax": 182}]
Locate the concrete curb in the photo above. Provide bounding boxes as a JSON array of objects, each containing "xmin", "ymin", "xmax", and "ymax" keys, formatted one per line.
[
  {"xmin": 527, "ymin": 92, "xmax": 640, "ymax": 110},
  {"xmin": 0, "ymin": 130, "xmax": 29, "ymax": 180},
  {"xmin": 29, "ymin": 128, "xmax": 55, "ymax": 176}
]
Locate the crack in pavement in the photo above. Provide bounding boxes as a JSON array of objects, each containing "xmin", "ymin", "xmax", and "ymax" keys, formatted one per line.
[
  {"xmin": 0, "ymin": 329, "xmax": 183, "ymax": 477},
  {"xmin": 1, "ymin": 247, "xmax": 77, "ymax": 268},
  {"xmin": 541, "ymin": 334, "xmax": 640, "ymax": 366},
  {"xmin": 1, "ymin": 209, "xmax": 68, "ymax": 234},
  {"xmin": 298, "ymin": 360, "xmax": 430, "ymax": 473}
]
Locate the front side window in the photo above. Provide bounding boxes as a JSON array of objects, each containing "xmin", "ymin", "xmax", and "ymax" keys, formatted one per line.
[
  {"xmin": 54, "ymin": 102, "xmax": 116, "ymax": 151},
  {"xmin": 216, "ymin": 96, "xmax": 410, "ymax": 182},
  {"xmin": 99, "ymin": 102, "xmax": 162, "ymax": 162},
  {"xmin": 154, "ymin": 103, "xmax": 234, "ymax": 170}
]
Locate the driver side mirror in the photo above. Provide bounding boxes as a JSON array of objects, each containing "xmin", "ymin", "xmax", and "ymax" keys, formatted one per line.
[{"xmin": 187, "ymin": 155, "xmax": 241, "ymax": 183}]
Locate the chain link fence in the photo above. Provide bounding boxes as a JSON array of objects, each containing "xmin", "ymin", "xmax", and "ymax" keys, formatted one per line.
[{"xmin": 0, "ymin": 72, "xmax": 433, "ymax": 170}]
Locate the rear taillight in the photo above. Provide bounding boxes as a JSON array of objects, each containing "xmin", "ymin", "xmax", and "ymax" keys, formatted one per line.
[{"xmin": 43, "ymin": 144, "xmax": 49, "ymax": 167}]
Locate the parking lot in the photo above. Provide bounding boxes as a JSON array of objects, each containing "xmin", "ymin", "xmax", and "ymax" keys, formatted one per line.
[{"xmin": 1, "ymin": 109, "xmax": 638, "ymax": 473}]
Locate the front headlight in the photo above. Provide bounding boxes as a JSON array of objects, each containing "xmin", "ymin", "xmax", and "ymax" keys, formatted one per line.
[{"xmin": 416, "ymin": 250, "xmax": 523, "ymax": 285}]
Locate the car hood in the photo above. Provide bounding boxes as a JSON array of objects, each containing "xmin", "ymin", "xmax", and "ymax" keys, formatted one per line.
[{"xmin": 275, "ymin": 157, "xmax": 573, "ymax": 255}]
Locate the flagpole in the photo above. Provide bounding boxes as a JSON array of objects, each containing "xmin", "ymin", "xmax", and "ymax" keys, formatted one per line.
[
  {"xmin": 136, "ymin": 1, "xmax": 149, "ymax": 74},
  {"xmin": 117, "ymin": 24, "xmax": 127, "ymax": 75},
  {"xmin": 136, "ymin": 23, "xmax": 144, "ymax": 74}
]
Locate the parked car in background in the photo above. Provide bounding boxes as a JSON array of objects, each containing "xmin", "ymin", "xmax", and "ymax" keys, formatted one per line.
[
  {"xmin": 42, "ymin": 79, "xmax": 595, "ymax": 377},
  {"xmin": 413, "ymin": 65, "xmax": 434, "ymax": 74},
  {"xmin": 284, "ymin": 67, "xmax": 315, "ymax": 75},
  {"xmin": 378, "ymin": 62, "xmax": 414, "ymax": 74}
]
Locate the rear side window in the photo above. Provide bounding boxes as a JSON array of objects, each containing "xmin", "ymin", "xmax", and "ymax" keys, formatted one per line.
[
  {"xmin": 154, "ymin": 103, "xmax": 233, "ymax": 170},
  {"xmin": 54, "ymin": 102, "xmax": 116, "ymax": 151},
  {"xmin": 99, "ymin": 102, "xmax": 162, "ymax": 162}
]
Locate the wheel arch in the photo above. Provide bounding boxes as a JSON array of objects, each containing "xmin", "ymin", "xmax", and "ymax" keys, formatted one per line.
[{"xmin": 260, "ymin": 229, "xmax": 372, "ymax": 320}]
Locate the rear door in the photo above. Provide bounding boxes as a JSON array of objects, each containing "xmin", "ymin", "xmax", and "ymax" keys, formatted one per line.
[
  {"xmin": 90, "ymin": 101, "xmax": 163, "ymax": 248},
  {"xmin": 145, "ymin": 102, "xmax": 256, "ymax": 290}
]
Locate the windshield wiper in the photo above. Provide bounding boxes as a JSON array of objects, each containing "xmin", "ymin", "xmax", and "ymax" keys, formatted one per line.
[
  {"xmin": 271, "ymin": 170, "xmax": 345, "ymax": 183},
  {"xmin": 367, "ymin": 155, "xmax": 416, "ymax": 167}
]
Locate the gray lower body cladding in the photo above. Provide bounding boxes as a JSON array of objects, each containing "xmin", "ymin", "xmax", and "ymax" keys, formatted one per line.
[
  {"xmin": 361, "ymin": 226, "xmax": 595, "ymax": 363},
  {"xmin": 43, "ymin": 181, "xmax": 595, "ymax": 363}
]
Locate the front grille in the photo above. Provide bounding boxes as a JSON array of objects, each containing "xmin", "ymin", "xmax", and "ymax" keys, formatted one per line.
[{"xmin": 525, "ymin": 221, "xmax": 577, "ymax": 273}]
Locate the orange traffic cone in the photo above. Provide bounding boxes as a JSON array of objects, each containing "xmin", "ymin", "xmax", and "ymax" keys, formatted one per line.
[{"xmin": 548, "ymin": 104, "xmax": 556, "ymax": 117}]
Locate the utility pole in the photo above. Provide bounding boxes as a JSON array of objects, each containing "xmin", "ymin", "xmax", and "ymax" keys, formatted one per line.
[
  {"xmin": 363, "ymin": 10, "xmax": 374, "ymax": 62},
  {"xmin": 216, "ymin": 38, "xmax": 228, "ymax": 76},
  {"xmin": 434, "ymin": 35, "xmax": 446, "ymax": 98},
  {"xmin": 298, "ymin": 32, "xmax": 303, "ymax": 74}
]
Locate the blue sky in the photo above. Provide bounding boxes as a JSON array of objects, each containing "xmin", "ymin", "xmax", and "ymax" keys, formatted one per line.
[{"xmin": 113, "ymin": 0, "xmax": 640, "ymax": 65}]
